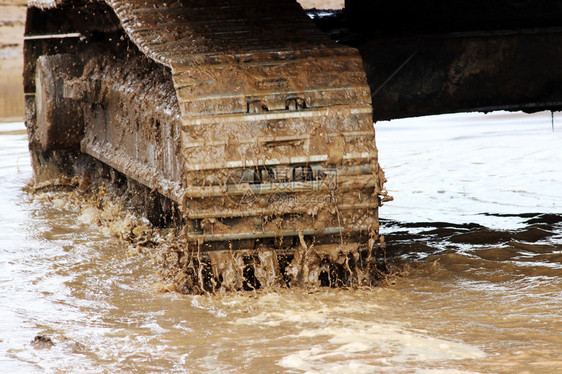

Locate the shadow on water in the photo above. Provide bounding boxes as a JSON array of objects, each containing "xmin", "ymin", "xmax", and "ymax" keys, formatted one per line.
[{"xmin": 383, "ymin": 213, "xmax": 562, "ymax": 261}]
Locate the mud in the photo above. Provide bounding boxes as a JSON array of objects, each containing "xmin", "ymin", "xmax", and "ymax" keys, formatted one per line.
[{"xmin": 31, "ymin": 335, "xmax": 54, "ymax": 349}]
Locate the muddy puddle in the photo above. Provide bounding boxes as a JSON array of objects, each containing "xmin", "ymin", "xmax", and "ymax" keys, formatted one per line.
[
  {"xmin": 2, "ymin": 2, "xmax": 561, "ymax": 372},
  {"xmin": 2, "ymin": 108, "xmax": 562, "ymax": 372}
]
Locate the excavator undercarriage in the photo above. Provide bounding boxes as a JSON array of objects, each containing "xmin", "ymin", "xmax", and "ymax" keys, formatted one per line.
[
  {"xmin": 26, "ymin": 0, "xmax": 562, "ymax": 291},
  {"xmin": 24, "ymin": 0, "xmax": 387, "ymax": 291}
]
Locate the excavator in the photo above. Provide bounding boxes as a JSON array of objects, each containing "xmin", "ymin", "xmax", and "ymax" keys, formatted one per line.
[
  {"xmin": 24, "ymin": 0, "xmax": 386, "ymax": 291},
  {"xmin": 24, "ymin": 0, "xmax": 562, "ymax": 291}
]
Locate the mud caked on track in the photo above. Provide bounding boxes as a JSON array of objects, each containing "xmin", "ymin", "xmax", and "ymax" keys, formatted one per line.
[
  {"xmin": 29, "ymin": 174, "xmax": 392, "ymax": 294},
  {"xmin": 24, "ymin": 0, "xmax": 389, "ymax": 293}
]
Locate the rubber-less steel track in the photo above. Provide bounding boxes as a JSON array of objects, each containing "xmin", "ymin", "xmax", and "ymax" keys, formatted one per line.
[
  {"xmin": 104, "ymin": 1, "xmax": 373, "ymax": 164},
  {"xmin": 26, "ymin": 0, "xmax": 384, "ymax": 251},
  {"xmin": 101, "ymin": 0, "xmax": 380, "ymax": 246}
]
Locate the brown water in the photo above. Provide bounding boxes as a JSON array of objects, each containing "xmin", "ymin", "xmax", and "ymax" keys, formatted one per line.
[{"xmin": 1, "ymin": 55, "xmax": 562, "ymax": 372}]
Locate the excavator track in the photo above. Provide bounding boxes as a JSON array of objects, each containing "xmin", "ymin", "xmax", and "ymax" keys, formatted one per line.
[{"xmin": 24, "ymin": 0, "xmax": 386, "ymax": 289}]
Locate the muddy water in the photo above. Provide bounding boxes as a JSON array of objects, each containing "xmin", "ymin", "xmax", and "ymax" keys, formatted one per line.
[{"xmin": 2, "ymin": 69, "xmax": 562, "ymax": 371}]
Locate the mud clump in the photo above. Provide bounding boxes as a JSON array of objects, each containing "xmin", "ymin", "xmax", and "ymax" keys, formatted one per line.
[{"xmin": 31, "ymin": 335, "xmax": 54, "ymax": 349}]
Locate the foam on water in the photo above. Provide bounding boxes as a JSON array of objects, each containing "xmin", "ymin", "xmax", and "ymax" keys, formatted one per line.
[{"xmin": 227, "ymin": 290, "xmax": 485, "ymax": 372}]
